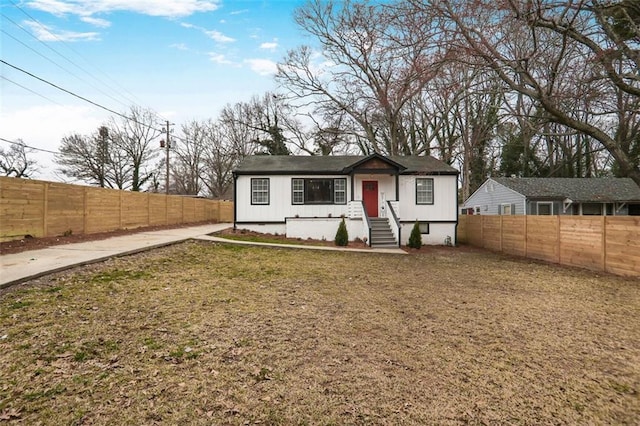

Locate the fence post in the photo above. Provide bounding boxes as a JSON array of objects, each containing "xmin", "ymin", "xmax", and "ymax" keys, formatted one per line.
[
  {"xmin": 557, "ymin": 215, "xmax": 561, "ymax": 264},
  {"xmin": 42, "ymin": 182, "xmax": 49, "ymax": 238},
  {"xmin": 119, "ymin": 190, "xmax": 123, "ymax": 229},
  {"xmin": 499, "ymin": 215, "xmax": 503, "ymax": 252},
  {"xmin": 524, "ymin": 216, "xmax": 528, "ymax": 257},
  {"xmin": 602, "ymin": 216, "xmax": 607, "ymax": 272},
  {"xmin": 83, "ymin": 187, "xmax": 88, "ymax": 234}
]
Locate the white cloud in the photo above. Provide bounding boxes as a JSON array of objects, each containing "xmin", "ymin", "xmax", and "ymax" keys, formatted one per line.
[
  {"xmin": 170, "ymin": 43, "xmax": 189, "ymax": 51},
  {"xmin": 259, "ymin": 41, "xmax": 278, "ymax": 50},
  {"xmin": 244, "ymin": 58, "xmax": 278, "ymax": 76},
  {"xmin": 25, "ymin": 0, "xmax": 221, "ymax": 18},
  {"xmin": 204, "ymin": 29, "xmax": 234, "ymax": 43},
  {"xmin": 208, "ymin": 53, "xmax": 233, "ymax": 65},
  {"xmin": 181, "ymin": 22, "xmax": 234, "ymax": 43},
  {"xmin": 0, "ymin": 104, "xmax": 106, "ymax": 181},
  {"xmin": 22, "ymin": 21, "xmax": 100, "ymax": 42},
  {"xmin": 230, "ymin": 9, "xmax": 249, "ymax": 15},
  {"xmin": 80, "ymin": 16, "xmax": 111, "ymax": 27}
]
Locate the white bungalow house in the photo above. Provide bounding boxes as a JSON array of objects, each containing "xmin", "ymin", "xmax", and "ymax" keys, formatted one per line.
[
  {"xmin": 461, "ymin": 177, "xmax": 640, "ymax": 216},
  {"xmin": 233, "ymin": 153, "xmax": 459, "ymax": 247}
]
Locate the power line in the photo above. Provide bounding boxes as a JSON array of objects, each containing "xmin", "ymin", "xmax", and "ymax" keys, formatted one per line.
[
  {"xmin": 0, "ymin": 75, "xmax": 64, "ymax": 106},
  {"xmin": 1, "ymin": 22, "xmax": 132, "ymax": 111},
  {"xmin": 1, "ymin": 59, "xmax": 164, "ymax": 132},
  {"xmin": 3, "ymin": 1, "xmax": 173, "ymax": 131},
  {"xmin": 6, "ymin": 0, "xmax": 147, "ymax": 111},
  {"xmin": 0, "ymin": 137, "xmax": 60, "ymax": 155}
]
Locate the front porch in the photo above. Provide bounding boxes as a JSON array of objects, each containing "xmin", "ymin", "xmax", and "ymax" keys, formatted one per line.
[{"xmin": 283, "ymin": 199, "xmax": 402, "ymax": 248}]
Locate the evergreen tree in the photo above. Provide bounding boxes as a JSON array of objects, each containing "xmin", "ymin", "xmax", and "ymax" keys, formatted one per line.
[
  {"xmin": 408, "ymin": 221, "xmax": 422, "ymax": 249},
  {"xmin": 334, "ymin": 218, "xmax": 348, "ymax": 246},
  {"xmin": 256, "ymin": 126, "xmax": 291, "ymax": 155}
]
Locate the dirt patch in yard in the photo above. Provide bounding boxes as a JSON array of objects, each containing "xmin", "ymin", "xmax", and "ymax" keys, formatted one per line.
[{"xmin": 1, "ymin": 242, "xmax": 639, "ymax": 424}]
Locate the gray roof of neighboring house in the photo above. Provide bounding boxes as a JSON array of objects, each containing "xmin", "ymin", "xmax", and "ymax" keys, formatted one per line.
[
  {"xmin": 493, "ymin": 177, "xmax": 640, "ymax": 202},
  {"xmin": 234, "ymin": 154, "xmax": 458, "ymax": 175}
]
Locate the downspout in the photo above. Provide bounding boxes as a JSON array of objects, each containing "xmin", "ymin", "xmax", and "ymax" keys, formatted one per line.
[
  {"xmin": 455, "ymin": 174, "xmax": 459, "ymax": 246},
  {"xmin": 233, "ymin": 172, "xmax": 238, "ymax": 230}
]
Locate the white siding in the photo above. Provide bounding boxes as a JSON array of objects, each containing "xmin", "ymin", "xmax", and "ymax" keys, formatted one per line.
[
  {"xmin": 236, "ymin": 172, "xmax": 459, "ymax": 245},
  {"xmin": 352, "ymin": 174, "xmax": 396, "ymax": 217},
  {"xmin": 286, "ymin": 218, "xmax": 364, "ymax": 241},
  {"xmin": 238, "ymin": 223, "xmax": 286, "ymax": 235},
  {"xmin": 236, "ymin": 175, "xmax": 352, "ymax": 222},
  {"xmin": 398, "ymin": 175, "xmax": 457, "ymax": 221},
  {"xmin": 400, "ymin": 222, "xmax": 456, "ymax": 246},
  {"xmin": 462, "ymin": 179, "xmax": 526, "ymax": 215}
]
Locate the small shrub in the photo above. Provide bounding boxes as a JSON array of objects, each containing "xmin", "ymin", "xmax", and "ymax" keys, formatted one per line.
[
  {"xmin": 408, "ymin": 221, "xmax": 422, "ymax": 249},
  {"xmin": 335, "ymin": 218, "xmax": 349, "ymax": 246}
]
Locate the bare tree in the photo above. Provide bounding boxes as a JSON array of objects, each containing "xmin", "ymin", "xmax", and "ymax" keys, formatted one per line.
[
  {"xmin": 172, "ymin": 120, "xmax": 207, "ymax": 195},
  {"xmin": 201, "ymin": 123, "xmax": 237, "ymax": 199},
  {"xmin": 219, "ymin": 93, "xmax": 300, "ymax": 155},
  {"xmin": 0, "ymin": 139, "xmax": 39, "ymax": 178},
  {"xmin": 428, "ymin": 0, "xmax": 640, "ymax": 185},
  {"xmin": 57, "ymin": 130, "xmax": 121, "ymax": 187},
  {"xmin": 58, "ymin": 107, "xmax": 161, "ymax": 190},
  {"xmin": 108, "ymin": 106, "xmax": 161, "ymax": 191},
  {"xmin": 277, "ymin": 0, "xmax": 446, "ymax": 155},
  {"xmin": 218, "ymin": 102, "xmax": 260, "ymax": 159}
]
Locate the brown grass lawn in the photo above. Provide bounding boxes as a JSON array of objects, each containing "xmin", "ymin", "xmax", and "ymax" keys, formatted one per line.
[{"xmin": 1, "ymin": 242, "xmax": 639, "ymax": 425}]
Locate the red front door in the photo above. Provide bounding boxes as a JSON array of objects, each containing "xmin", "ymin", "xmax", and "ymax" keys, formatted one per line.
[{"xmin": 362, "ymin": 181, "xmax": 378, "ymax": 217}]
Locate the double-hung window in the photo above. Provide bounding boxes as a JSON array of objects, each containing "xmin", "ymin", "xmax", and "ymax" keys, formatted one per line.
[
  {"xmin": 291, "ymin": 178, "xmax": 347, "ymax": 205},
  {"xmin": 334, "ymin": 179, "xmax": 346, "ymax": 204},
  {"xmin": 415, "ymin": 178, "xmax": 434, "ymax": 205},
  {"xmin": 251, "ymin": 178, "xmax": 269, "ymax": 205},
  {"xmin": 292, "ymin": 179, "xmax": 304, "ymax": 204}
]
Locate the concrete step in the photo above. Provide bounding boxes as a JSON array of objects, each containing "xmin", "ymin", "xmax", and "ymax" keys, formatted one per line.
[
  {"xmin": 372, "ymin": 244, "xmax": 400, "ymax": 249},
  {"xmin": 368, "ymin": 217, "xmax": 398, "ymax": 247}
]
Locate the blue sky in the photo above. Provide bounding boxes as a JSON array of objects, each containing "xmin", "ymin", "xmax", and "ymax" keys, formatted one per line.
[{"xmin": 0, "ymin": 0, "xmax": 308, "ymax": 179}]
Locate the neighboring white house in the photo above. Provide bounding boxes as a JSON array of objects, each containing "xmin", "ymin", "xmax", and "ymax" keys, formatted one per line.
[
  {"xmin": 461, "ymin": 177, "xmax": 640, "ymax": 216},
  {"xmin": 233, "ymin": 153, "xmax": 459, "ymax": 247}
]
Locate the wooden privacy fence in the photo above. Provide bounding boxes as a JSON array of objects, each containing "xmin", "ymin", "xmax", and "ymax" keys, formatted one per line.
[
  {"xmin": 458, "ymin": 215, "xmax": 640, "ymax": 277},
  {"xmin": 0, "ymin": 177, "xmax": 234, "ymax": 242}
]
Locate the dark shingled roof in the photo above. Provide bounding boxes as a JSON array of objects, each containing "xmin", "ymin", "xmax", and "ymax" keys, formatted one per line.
[
  {"xmin": 493, "ymin": 177, "xmax": 640, "ymax": 202},
  {"xmin": 234, "ymin": 154, "xmax": 458, "ymax": 175}
]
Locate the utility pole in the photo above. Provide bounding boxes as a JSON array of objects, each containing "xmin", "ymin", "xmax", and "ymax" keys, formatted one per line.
[
  {"xmin": 98, "ymin": 126, "xmax": 109, "ymax": 188},
  {"xmin": 160, "ymin": 121, "xmax": 173, "ymax": 194},
  {"xmin": 165, "ymin": 120, "xmax": 170, "ymax": 194}
]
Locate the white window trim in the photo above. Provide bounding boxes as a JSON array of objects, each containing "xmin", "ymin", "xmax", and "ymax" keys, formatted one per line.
[
  {"xmin": 292, "ymin": 178, "xmax": 304, "ymax": 205},
  {"xmin": 334, "ymin": 178, "xmax": 346, "ymax": 204},
  {"xmin": 251, "ymin": 178, "xmax": 269, "ymax": 205},
  {"xmin": 500, "ymin": 203, "xmax": 512, "ymax": 215},
  {"xmin": 290, "ymin": 177, "xmax": 347, "ymax": 205},
  {"xmin": 415, "ymin": 178, "xmax": 434, "ymax": 205}
]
